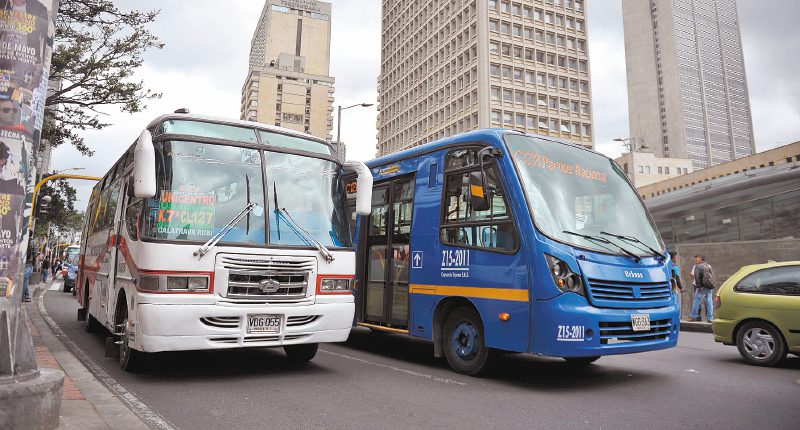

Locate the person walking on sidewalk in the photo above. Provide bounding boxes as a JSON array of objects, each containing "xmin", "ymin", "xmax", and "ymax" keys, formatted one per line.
[
  {"xmin": 41, "ymin": 255, "xmax": 50, "ymax": 283},
  {"xmin": 688, "ymin": 255, "xmax": 716, "ymax": 322},
  {"xmin": 23, "ymin": 251, "xmax": 33, "ymax": 302},
  {"xmin": 669, "ymin": 251, "xmax": 684, "ymax": 317}
]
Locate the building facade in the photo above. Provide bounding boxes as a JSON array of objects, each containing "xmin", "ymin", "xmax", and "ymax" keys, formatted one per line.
[
  {"xmin": 622, "ymin": 0, "xmax": 755, "ymax": 170},
  {"xmin": 614, "ymin": 151, "xmax": 693, "ymax": 188},
  {"xmin": 377, "ymin": 0, "xmax": 594, "ymax": 156},
  {"xmin": 241, "ymin": 0, "xmax": 335, "ymax": 140}
]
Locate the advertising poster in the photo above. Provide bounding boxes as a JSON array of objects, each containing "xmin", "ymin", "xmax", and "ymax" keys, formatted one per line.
[{"xmin": 0, "ymin": 0, "xmax": 55, "ymax": 299}]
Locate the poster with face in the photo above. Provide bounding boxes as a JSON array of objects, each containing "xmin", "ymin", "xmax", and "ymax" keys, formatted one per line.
[{"xmin": 0, "ymin": 0, "xmax": 54, "ymax": 300}]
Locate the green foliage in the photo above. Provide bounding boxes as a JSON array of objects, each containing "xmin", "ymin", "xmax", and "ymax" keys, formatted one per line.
[
  {"xmin": 45, "ymin": 0, "xmax": 164, "ymax": 155},
  {"xmin": 34, "ymin": 177, "xmax": 81, "ymax": 234}
]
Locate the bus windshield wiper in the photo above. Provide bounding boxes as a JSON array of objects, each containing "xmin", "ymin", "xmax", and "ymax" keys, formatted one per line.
[
  {"xmin": 194, "ymin": 202, "xmax": 257, "ymax": 259},
  {"xmin": 276, "ymin": 207, "xmax": 335, "ymax": 263},
  {"xmin": 562, "ymin": 230, "xmax": 641, "ymax": 262},
  {"xmin": 600, "ymin": 231, "xmax": 664, "ymax": 261}
]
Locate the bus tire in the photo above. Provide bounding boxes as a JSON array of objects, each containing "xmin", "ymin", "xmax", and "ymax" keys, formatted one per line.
[
  {"xmin": 563, "ymin": 356, "xmax": 600, "ymax": 366},
  {"xmin": 443, "ymin": 306, "xmax": 491, "ymax": 376},
  {"xmin": 83, "ymin": 291, "xmax": 100, "ymax": 333},
  {"xmin": 117, "ymin": 299, "xmax": 147, "ymax": 372},
  {"xmin": 284, "ymin": 343, "xmax": 319, "ymax": 363}
]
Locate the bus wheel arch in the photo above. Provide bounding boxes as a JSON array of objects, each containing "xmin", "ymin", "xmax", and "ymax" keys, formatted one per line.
[{"xmin": 432, "ymin": 297, "xmax": 480, "ymax": 358}]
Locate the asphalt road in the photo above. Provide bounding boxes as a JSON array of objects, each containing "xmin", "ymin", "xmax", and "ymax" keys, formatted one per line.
[{"xmin": 42, "ymin": 283, "xmax": 800, "ymax": 430}]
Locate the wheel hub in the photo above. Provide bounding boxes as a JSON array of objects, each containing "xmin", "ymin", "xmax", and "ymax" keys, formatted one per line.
[{"xmin": 451, "ymin": 322, "xmax": 478, "ymax": 360}]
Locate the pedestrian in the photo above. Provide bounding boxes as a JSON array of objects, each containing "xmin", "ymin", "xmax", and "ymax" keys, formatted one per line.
[
  {"xmin": 41, "ymin": 256, "xmax": 49, "ymax": 283},
  {"xmin": 22, "ymin": 252, "xmax": 33, "ymax": 302},
  {"xmin": 669, "ymin": 251, "xmax": 683, "ymax": 317},
  {"xmin": 52, "ymin": 259, "xmax": 60, "ymax": 277},
  {"xmin": 688, "ymin": 255, "xmax": 716, "ymax": 322}
]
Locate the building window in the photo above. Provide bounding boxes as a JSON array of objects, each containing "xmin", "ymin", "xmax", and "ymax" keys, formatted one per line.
[{"xmin": 658, "ymin": 166, "xmax": 663, "ymax": 174}]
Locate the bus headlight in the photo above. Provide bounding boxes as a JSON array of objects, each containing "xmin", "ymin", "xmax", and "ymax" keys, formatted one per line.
[
  {"xmin": 317, "ymin": 276, "xmax": 353, "ymax": 295},
  {"xmin": 544, "ymin": 254, "xmax": 585, "ymax": 296},
  {"xmin": 167, "ymin": 276, "xmax": 209, "ymax": 292},
  {"xmin": 138, "ymin": 276, "xmax": 160, "ymax": 291}
]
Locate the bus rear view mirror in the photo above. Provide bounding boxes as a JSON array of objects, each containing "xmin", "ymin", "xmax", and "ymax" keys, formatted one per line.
[
  {"xmin": 133, "ymin": 129, "xmax": 156, "ymax": 198},
  {"xmin": 469, "ymin": 171, "xmax": 490, "ymax": 212},
  {"xmin": 343, "ymin": 161, "xmax": 374, "ymax": 216}
]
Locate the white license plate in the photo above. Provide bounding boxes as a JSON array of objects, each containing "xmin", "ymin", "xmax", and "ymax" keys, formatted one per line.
[
  {"xmin": 631, "ymin": 314, "xmax": 651, "ymax": 332},
  {"xmin": 247, "ymin": 314, "xmax": 282, "ymax": 334}
]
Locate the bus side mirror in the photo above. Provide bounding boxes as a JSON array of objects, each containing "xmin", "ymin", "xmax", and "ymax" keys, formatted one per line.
[
  {"xmin": 133, "ymin": 130, "xmax": 156, "ymax": 198},
  {"xmin": 469, "ymin": 171, "xmax": 490, "ymax": 212},
  {"xmin": 343, "ymin": 161, "xmax": 373, "ymax": 216}
]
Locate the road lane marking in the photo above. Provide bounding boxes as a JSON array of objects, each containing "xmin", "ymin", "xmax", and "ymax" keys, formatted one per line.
[
  {"xmin": 319, "ymin": 348, "xmax": 467, "ymax": 386},
  {"xmin": 37, "ymin": 289, "xmax": 177, "ymax": 430},
  {"xmin": 49, "ymin": 282, "xmax": 61, "ymax": 291}
]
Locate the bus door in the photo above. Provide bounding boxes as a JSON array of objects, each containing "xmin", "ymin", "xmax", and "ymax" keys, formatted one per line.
[
  {"xmin": 95, "ymin": 178, "xmax": 123, "ymax": 324},
  {"xmin": 363, "ymin": 176, "xmax": 415, "ymax": 328}
]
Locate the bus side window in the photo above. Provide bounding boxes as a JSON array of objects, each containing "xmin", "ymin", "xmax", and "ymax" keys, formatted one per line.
[
  {"xmin": 125, "ymin": 195, "xmax": 143, "ymax": 241},
  {"xmin": 440, "ymin": 149, "xmax": 517, "ymax": 252}
]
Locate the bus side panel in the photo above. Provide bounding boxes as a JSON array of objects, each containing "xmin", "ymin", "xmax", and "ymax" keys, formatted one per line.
[{"xmin": 405, "ymin": 147, "xmax": 531, "ymax": 354}]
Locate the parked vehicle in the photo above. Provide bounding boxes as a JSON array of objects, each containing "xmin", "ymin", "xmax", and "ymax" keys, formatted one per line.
[
  {"xmin": 62, "ymin": 245, "xmax": 80, "ymax": 292},
  {"xmin": 712, "ymin": 261, "xmax": 800, "ymax": 366}
]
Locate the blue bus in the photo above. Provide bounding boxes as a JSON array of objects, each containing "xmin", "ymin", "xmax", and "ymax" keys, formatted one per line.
[{"xmin": 350, "ymin": 129, "xmax": 679, "ymax": 375}]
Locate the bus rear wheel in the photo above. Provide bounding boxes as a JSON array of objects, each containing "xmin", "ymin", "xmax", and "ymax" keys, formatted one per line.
[
  {"xmin": 443, "ymin": 306, "xmax": 491, "ymax": 376},
  {"xmin": 284, "ymin": 343, "xmax": 319, "ymax": 363}
]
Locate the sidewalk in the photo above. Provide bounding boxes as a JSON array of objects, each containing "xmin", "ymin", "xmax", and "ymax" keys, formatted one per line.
[{"xmin": 25, "ymin": 279, "xmax": 150, "ymax": 430}]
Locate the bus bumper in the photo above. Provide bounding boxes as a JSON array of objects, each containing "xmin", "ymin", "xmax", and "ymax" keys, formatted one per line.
[
  {"xmin": 532, "ymin": 293, "xmax": 679, "ymax": 357},
  {"xmin": 131, "ymin": 301, "xmax": 354, "ymax": 353}
]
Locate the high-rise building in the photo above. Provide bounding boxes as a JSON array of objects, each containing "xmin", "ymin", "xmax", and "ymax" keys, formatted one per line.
[
  {"xmin": 622, "ymin": 0, "xmax": 755, "ymax": 170},
  {"xmin": 241, "ymin": 0, "xmax": 334, "ymax": 139},
  {"xmin": 377, "ymin": 0, "xmax": 594, "ymax": 156}
]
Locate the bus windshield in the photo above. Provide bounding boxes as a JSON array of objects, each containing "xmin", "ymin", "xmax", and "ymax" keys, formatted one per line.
[
  {"xmin": 505, "ymin": 134, "xmax": 664, "ymax": 256},
  {"xmin": 141, "ymin": 140, "xmax": 351, "ymax": 247}
]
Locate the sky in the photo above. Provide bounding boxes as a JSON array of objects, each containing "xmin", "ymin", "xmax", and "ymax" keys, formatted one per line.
[{"xmin": 49, "ymin": 0, "xmax": 800, "ymax": 210}]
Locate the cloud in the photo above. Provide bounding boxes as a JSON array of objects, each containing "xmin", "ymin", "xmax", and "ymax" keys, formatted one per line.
[{"xmin": 48, "ymin": 0, "xmax": 799, "ymax": 211}]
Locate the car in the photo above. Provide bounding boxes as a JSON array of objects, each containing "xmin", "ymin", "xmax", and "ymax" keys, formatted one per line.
[
  {"xmin": 62, "ymin": 245, "xmax": 80, "ymax": 293},
  {"xmin": 712, "ymin": 260, "xmax": 800, "ymax": 366}
]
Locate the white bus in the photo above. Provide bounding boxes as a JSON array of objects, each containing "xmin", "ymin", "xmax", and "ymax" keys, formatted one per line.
[{"xmin": 76, "ymin": 112, "xmax": 372, "ymax": 371}]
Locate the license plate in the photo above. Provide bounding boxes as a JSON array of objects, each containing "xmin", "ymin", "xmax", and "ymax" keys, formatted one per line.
[
  {"xmin": 247, "ymin": 314, "xmax": 282, "ymax": 334},
  {"xmin": 631, "ymin": 314, "xmax": 651, "ymax": 332}
]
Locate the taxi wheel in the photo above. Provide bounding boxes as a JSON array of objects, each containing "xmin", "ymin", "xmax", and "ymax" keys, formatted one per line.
[
  {"xmin": 284, "ymin": 343, "xmax": 319, "ymax": 363},
  {"xmin": 563, "ymin": 356, "xmax": 600, "ymax": 366},
  {"xmin": 736, "ymin": 321, "xmax": 787, "ymax": 367},
  {"xmin": 443, "ymin": 306, "xmax": 492, "ymax": 376}
]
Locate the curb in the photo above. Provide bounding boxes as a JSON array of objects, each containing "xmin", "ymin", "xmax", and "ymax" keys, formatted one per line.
[
  {"xmin": 680, "ymin": 320, "xmax": 713, "ymax": 333},
  {"xmin": 33, "ymin": 281, "xmax": 174, "ymax": 430}
]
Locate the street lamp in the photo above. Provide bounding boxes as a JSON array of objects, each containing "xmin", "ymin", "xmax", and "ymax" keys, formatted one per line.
[
  {"xmin": 336, "ymin": 102, "xmax": 373, "ymax": 148},
  {"xmin": 613, "ymin": 137, "xmax": 649, "ymax": 187}
]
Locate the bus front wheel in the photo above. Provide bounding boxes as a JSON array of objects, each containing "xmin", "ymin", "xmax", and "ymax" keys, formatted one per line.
[
  {"xmin": 117, "ymin": 299, "xmax": 147, "ymax": 372},
  {"xmin": 284, "ymin": 343, "xmax": 319, "ymax": 363},
  {"xmin": 563, "ymin": 356, "xmax": 600, "ymax": 366},
  {"xmin": 443, "ymin": 306, "xmax": 491, "ymax": 376}
]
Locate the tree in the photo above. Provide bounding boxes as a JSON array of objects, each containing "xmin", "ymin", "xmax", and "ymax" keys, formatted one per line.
[
  {"xmin": 34, "ymin": 177, "xmax": 79, "ymax": 235},
  {"xmin": 45, "ymin": 0, "xmax": 164, "ymax": 155}
]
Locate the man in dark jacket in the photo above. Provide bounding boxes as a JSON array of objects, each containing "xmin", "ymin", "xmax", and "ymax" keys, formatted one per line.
[{"xmin": 688, "ymin": 255, "xmax": 715, "ymax": 322}]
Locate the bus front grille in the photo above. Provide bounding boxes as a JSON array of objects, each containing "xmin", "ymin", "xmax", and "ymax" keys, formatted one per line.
[
  {"xmin": 219, "ymin": 255, "xmax": 315, "ymax": 300},
  {"xmin": 586, "ymin": 278, "xmax": 673, "ymax": 309},
  {"xmin": 599, "ymin": 319, "xmax": 672, "ymax": 344}
]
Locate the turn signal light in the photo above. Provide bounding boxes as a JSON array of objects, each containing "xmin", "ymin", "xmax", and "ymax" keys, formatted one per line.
[
  {"xmin": 498, "ymin": 313, "xmax": 510, "ymax": 321},
  {"xmin": 713, "ymin": 295, "xmax": 721, "ymax": 310}
]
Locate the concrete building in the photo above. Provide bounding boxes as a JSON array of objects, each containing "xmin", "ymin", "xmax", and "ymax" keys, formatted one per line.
[
  {"xmin": 241, "ymin": 0, "xmax": 335, "ymax": 140},
  {"xmin": 622, "ymin": 0, "xmax": 755, "ymax": 170},
  {"xmin": 377, "ymin": 0, "xmax": 594, "ymax": 156},
  {"xmin": 615, "ymin": 150, "xmax": 693, "ymax": 188},
  {"xmin": 639, "ymin": 140, "xmax": 800, "ymax": 200}
]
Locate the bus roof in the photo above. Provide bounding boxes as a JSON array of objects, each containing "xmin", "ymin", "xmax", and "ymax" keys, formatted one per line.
[
  {"xmin": 367, "ymin": 128, "xmax": 600, "ymax": 168},
  {"xmin": 146, "ymin": 113, "xmax": 329, "ymax": 145}
]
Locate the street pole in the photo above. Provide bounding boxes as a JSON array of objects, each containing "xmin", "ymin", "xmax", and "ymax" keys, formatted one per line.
[{"xmin": 0, "ymin": 2, "xmax": 65, "ymax": 429}]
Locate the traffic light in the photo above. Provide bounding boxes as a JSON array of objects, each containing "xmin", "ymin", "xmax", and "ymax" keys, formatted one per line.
[{"xmin": 38, "ymin": 195, "xmax": 52, "ymax": 215}]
